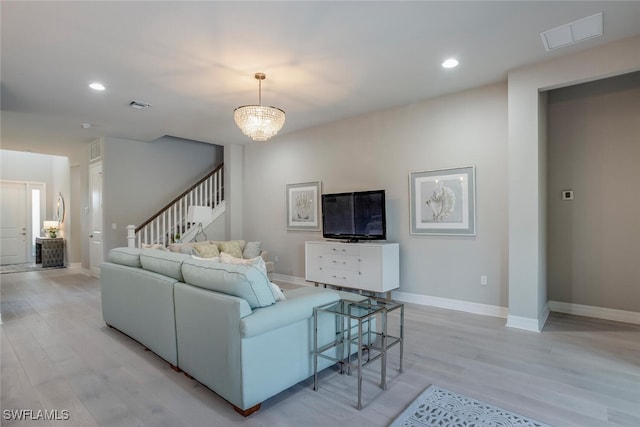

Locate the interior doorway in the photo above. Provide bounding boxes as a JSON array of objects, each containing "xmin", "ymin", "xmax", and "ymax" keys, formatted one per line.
[
  {"xmin": 89, "ymin": 161, "xmax": 103, "ymax": 278},
  {"xmin": 1, "ymin": 181, "xmax": 46, "ymax": 265}
]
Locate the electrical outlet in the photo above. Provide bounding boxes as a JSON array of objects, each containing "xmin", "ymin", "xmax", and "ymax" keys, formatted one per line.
[
  {"xmin": 480, "ymin": 275, "xmax": 487, "ymax": 285},
  {"xmin": 274, "ymin": 255, "xmax": 279, "ymax": 262}
]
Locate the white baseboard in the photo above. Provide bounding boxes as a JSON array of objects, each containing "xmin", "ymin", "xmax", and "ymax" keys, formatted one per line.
[
  {"xmin": 505, "ymin": 302, "xmax": 550, "ymax": 332},
  {"xmin": 505, "ymin": 315, "xmax": 542, "ymax": 332},
  {"xmin": 268, "ymin": 276, "xmax": 640, "ymax": 329},
  {"xmin": 392, "ymin": 291, "xmax": 508, "ymax": 319},
  {"xmin": 548, "ymin": 300, "xmax": 640, "ymax": 325},
  {"xmin": 273, "ymin": 274, "xmax": 508, "ymax": 319}
]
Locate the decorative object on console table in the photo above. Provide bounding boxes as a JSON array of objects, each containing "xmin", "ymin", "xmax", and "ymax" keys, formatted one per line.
[
  {"xmin": 42, "ymin": 220, "xmax": 60, "ymax": 238},
  {"xmin": 35, "ymin": 237, "xmax": 64, "ymax": 268},
  {"xmin": 286, "ymin": 181, "xmax": 321, "ymax": 231},
  {"xmin": 409, "ymin": 165, "xmax": 476, "ymax": 236},
  {"xmin": 305, "ymin": 241, "xmax": 399, "ymax": 294}
]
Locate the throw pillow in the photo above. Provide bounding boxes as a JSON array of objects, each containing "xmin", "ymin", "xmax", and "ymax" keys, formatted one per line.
[
  {"xmin": 219, "ymin": 252, "xmax": 267, "ymax": 275},
  {"xmin": 218, "ymin": 252, "xmax": 282, "ymax": 301},
  {"xmin": 243, "ymin": 241, "xmax": 262, "ymax": 259},
  {"xmin": 141, "ymin": 243, "xmax": 169, "ymax": 251},
  {"xmin": 270, "ymin": 282, "xmax": 286, "ymax": 301},
  {"xmin": 181, "ymin": 259, "xmax": 275, "ymax": 308},
  {"xmin": 219, "ymin": 240, "xmax": 244, "ymax": 258},
  {"xmin": 193, "ymin": 242, "xmax": 219, "ymax": 258},
  {"xmin": 191, "ymin": 255, "xmax": 220, "ymax": 262}
]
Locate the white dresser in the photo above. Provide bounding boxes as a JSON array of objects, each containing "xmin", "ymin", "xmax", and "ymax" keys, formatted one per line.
[{"xmin": 305, "ymin": 241, "xmax": 399, "ymax": 293}]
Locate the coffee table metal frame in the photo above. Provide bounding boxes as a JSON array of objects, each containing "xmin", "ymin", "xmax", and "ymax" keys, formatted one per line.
[{"xmin": 313, "ymin": 298, "xmax": 404, "ymax": 409}]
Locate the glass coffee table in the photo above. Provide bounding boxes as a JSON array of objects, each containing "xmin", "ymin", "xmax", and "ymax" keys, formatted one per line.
[{"xmin": 313, "ymin": 298, "xmax": 404, "ymax": 409}]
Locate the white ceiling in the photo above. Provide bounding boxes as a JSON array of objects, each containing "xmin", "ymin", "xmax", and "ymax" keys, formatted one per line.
[{"xmin": 2, "ymin": 1, "xmax": 640, "ymax": 158}]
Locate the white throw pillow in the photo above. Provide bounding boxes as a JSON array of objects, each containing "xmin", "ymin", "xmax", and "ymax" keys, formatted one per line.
[
  {"xmin": 219, "ymin": 252, "xmax": 267, "ymax": 275},
  {"xmin": 270, "ymin": 282, "xmax": 286, "ymax": 301},
  {"xmin": 191, "ymin": 255, "xmax": 220, "ymax": 262},
  {"xmin": 141, "ymin": 243, "xmax": 169, "ymax": 251}
]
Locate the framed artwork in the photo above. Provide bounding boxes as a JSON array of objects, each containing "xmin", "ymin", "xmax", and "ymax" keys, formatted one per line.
[
  {"xmin": 286, "ymin": 181, "xmax": 321, "ymax": 231},
  {"xmin": 409, "ymin": 166, "xmax": 476, "ymax": 236}
]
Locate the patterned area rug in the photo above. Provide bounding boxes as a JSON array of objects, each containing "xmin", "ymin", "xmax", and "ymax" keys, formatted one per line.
[
  {"xmin": 0, "ymin": 263, "xmax": 64, "ymax": 274},
  {"xmin": 389, "ymin": 385, "xmax": 552, "ymax": 427}
]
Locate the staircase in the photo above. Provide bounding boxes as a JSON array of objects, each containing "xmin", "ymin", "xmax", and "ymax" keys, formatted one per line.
[{"xmin": 127, "ymin": 164, "xmax": 224, "ymax": 248}]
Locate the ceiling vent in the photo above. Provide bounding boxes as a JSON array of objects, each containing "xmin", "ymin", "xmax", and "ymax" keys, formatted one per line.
[
  {"xmin": 540, "ymin": 12, "xmax": 603, "ymax": 51},
  {"xmin": 129, "ymin": 101, "xmax": 152, "ymax": 110}
]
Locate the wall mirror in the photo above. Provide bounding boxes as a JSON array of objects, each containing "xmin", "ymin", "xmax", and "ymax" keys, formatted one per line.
[{"xmin": 56, "ymin": 192, "xmax": 66, "ymax": 223}]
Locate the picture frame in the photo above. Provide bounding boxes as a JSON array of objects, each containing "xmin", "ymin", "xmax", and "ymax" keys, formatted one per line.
[
  {"xmin": 286, "ymin": 181, "xmax": 321, "ymax": 231},
  {"xmin": 409, "ymin": 166, "xmax": 476, "ymax": 236}
]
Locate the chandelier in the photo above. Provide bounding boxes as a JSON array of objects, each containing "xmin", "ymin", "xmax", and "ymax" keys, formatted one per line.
[{"xmin": 234, "ymin": 72, "xmax": 286, "ymax": 142}]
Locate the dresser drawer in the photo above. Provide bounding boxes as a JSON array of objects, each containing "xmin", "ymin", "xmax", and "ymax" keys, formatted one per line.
[
  {"xmin": 323, "ymin": 244, "xmax": 359, "ymax": 256},
  {"xmin": 323, "ymin": 269, "xmax": 360, "ymax": 287},
  {"xmin": 322, "ymin": 254, "xmax": 360, "ymax": 271}
]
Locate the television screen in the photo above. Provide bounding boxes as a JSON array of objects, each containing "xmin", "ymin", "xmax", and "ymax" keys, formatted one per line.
[{"xmin": 322, "ymin": 190, "xmax": 386, "ymax": 241}]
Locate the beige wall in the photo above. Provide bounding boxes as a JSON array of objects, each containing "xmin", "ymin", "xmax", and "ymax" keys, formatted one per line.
[
  {"xmin": 240, "ymin": 35, "xmax": 640, "ymax": 323},
  {"xmin": 102, "ymin": 136, "xmax": 223, "ymax": 253},
  {"xmin": 244, "ymin": 82, "xmax": 509, "ymax": 308},
  {"xmin": 547, "ymin": 72, "xmax": 640, "ymax": 312},
  {"xmin": 507, "ymin": 34, "xmax": 640, "ymax": 330}
]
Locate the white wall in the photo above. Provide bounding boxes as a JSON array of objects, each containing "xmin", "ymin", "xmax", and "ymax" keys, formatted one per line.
[{"xmin": 244, "ymin": 82, "xmax": 509, "ymax": 308}]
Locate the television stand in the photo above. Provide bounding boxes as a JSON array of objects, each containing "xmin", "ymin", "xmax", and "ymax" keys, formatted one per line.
[{"xmin": 304, "ymin": 241, "xmax": 399, "ymax": 293}]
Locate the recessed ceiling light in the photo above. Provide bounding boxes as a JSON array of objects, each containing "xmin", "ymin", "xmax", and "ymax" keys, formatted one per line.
[
  {"xmin": 81, "ymin": 123, "xmax": 92, "ymax": 129},
  {"xmin": 89, "ymin": 82, "xmax": 106, "ymax": 91},
  {"xmin": 442, "ymin": 58, "xmax": 459, "ymax": 69}
]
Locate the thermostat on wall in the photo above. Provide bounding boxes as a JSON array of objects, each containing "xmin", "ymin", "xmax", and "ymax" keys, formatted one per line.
[{"xmin": 561, "ymin": 190, "xmax": 574, "ymax": 200}]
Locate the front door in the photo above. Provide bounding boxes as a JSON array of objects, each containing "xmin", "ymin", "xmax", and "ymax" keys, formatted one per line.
[
  {"xmin": 89, "ymin": 162, "xmax": 103, "ymax": 278},
  {"xmin": 0, "ymin": 182, "xmax": 27, "ymax": 265}
]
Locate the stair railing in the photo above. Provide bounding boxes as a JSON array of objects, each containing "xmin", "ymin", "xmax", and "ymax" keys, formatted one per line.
[{"xmin": 128, "ymin": 163, "xmax": 224, "ymax": 248}]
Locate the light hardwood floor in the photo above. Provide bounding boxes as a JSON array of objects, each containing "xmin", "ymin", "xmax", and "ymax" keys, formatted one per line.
[{"xmin": 1, "ymin": 268, "xmax": 639, "ymax": 427}]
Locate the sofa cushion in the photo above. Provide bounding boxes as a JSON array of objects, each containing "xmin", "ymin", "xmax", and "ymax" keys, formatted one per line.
[
  {"xmin": 108, "ymin": 247, "xmax": 142, "ymax": 268},
  {"xmin": 240, "ymin": 287, "xmax": 340, "ymax": 338},
  {"xmin": 218, "ymin": 240, "xmax": 244, "ymax": 258},
  {"xmin": 243, "ymin": 241, "xmax": 262, "ymax": 259},
  {"xmin": 181, "ymin": 258, "xmax": 276, "ymax": 309},
  {"xmin": 140, "ymin": 250, "xmax": 190, "ymax": 281}
]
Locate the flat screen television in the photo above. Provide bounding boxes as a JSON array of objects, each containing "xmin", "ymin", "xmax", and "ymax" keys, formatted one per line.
[{"xmin": 321, "ymin": 190, "xmax": 386, "ymax": 241}]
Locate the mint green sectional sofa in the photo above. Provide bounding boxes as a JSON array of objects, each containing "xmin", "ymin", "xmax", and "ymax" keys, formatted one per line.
[{"xmin": 100, "ymin": 247, "xmax": 360, "ymax": 415}]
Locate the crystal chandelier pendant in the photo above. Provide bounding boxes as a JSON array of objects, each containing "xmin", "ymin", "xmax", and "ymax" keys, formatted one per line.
[{"xmin": 234, "ymin": 73, "xmax": 286, "ymax": 141}]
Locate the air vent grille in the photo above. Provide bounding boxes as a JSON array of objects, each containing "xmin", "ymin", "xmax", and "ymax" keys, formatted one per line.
[
  {"xmin": 129, "ymin": 101, "xmax": 152, "ymax": 110},
  {"xmin": 540, "ymin": 12, "xmax": 603, "ymax": 51}
]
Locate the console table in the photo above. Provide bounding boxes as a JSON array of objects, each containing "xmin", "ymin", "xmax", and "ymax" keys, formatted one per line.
[
  {"xmin": 35, "ymin": 237, "xmax": 64, "ymax": 268},
  {"xmin": 305, "ymin": 241, "xmax": 399, "ymax": 294}
]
